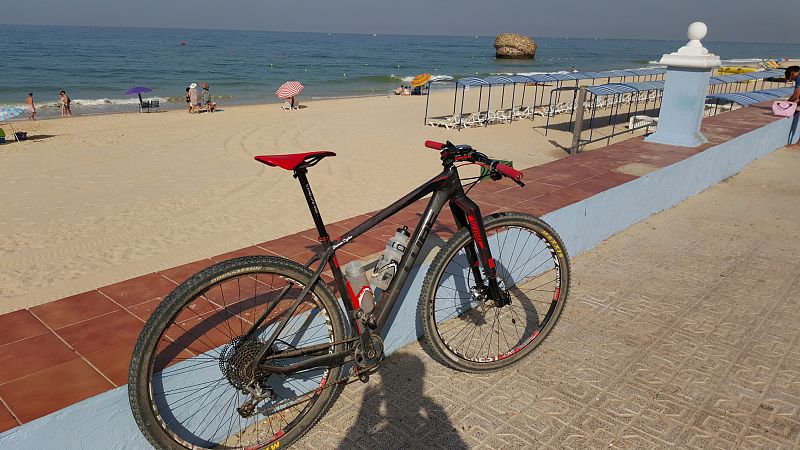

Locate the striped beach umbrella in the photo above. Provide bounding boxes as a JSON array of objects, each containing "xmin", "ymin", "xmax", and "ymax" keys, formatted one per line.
[
  {"xmin": 0, "ymin": 107, "xmax": 24, "ymax": 120},
  {"xmin": 411, "ymin": 73, "xmax": 432, "ymax": 87},
  {"xmin": 276, "ymin": 81, "xmax": 304, "ymax": 99}
]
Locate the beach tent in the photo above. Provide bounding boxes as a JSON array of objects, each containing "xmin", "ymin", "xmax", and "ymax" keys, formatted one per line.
[
  {"xmin": 453, "ymin": 77, "xmax": 490, "ymax": 129},
  {"xmin": 581, "ymin": 82, "xmax": 666, "ymax": 141},
  {"xmin": 427, "ymin": 68, "xmax": 671, "ymax": 128}
]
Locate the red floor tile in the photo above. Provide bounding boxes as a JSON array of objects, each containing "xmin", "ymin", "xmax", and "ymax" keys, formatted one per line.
[
  {"xmin": 55, "ymin": 310, "xmax": 143, "ymax": 355},
  {"xmin": 513, "ymin": 199, "xmax": 558, "ymax": 217},
  {"xmin": 258, "ymin": 234, "xmax": 315, "ymax": 258},
  {"xmin": 362, "ymin": 223, "xmax": 405, "ymax": 243},
  {"xmin": 0, "ymin": 310, "xmax": 48, "ymax": 346},
  {"xmin": 535, "ymin": 167, "xmax": 605, "ymax": 187},
  {"xmin": 331, "ymin": 250, "xmax": 363, "ymax": 267},
  {"xmin": 0, "ymin": 402, "xmax": 19, "ymax": 433},
  {"xmin": 384, "ymin": 208, "xmax": 423, "ymax": 226},
  {"xmin": 488, "ymin": 182, "xmax": 560, "ymax": 202},
  {"xmin": 83, "ymin": 338, "xmax": 137, "ymax": 387},
  {"xmin": 534, "ymin": 188, "xmax": 595, "ymax": 210},
  {"xmin": 98, "ymin": 273, "xmax": 178, "ymax": 308},
  {"xmin": 336, "ymin": 234, "xmax": 385, "ymax": 258},
  {"xmin": 332, "ymin": 213, "xmax": 375, "ymax": 230},
  {"xmin": 0, "ymin": 358, "xmax": 113, "ymax": 424},
  {"xmin": 30, "ymin": 290, "xmax": 119, "ymax": 330},
  {"xmin": 158, "ymin": 259, "xmax": 215, "ymax": 284},
  {"xmin": 385, "ymin": 213, "xmax": 422, "ymax": 230},
  {"xmin": 126, "ymin": 298, "xmax": 162, "ymax": 322},
  {"xmin": 210, "ymin": 245, "xmax": 277, "ymax": 262},
  {"xmin": 473, "ymin": 198, "xmax": 506, "ymax": 213},
  {"xmin": 0, "ymin": 333, "xmax": 78, "ymax": 384},
  {"xmin": 580, "ymin": 172, "xmax": 639, "ymax": 191}
]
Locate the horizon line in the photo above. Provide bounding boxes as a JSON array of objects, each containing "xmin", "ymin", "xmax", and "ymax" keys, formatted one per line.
[{"xmin": 1, "ymin": 22, "xmax": 797, "ymax": 46}]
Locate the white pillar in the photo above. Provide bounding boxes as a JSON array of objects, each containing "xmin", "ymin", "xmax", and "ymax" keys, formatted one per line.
[{"xmin": 645, "ymin": 22, "xmax": 721, "ymax": 147}]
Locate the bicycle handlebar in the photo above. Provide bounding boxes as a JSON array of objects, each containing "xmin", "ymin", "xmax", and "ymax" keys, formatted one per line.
[
  {"xmin": 424, "ymin": 140, "xmax": 445, "ymax": 150},
  {"xmin": 424, "ymin": 140, "xmax": 524, "ymax": 186},
  {"xmin": 495, "ymin": 163, "xmax": 523, "ymax": 182}
]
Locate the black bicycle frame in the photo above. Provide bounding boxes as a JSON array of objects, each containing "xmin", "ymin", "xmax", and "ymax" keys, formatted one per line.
[{"xmin": 249, "ymin": 159, "xmax": 503, "ymax": 372}]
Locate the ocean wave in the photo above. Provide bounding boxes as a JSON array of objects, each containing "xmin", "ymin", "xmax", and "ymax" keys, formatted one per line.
[
  {"xmin": 33, "ymin": 96, "xmax": 171, "ymax": 108},
  {"xmin": 720, "ymin": 58, "xmax": 764, "ymax": 64}
]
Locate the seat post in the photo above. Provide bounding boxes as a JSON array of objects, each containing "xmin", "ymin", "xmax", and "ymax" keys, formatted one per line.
[{"xmin": 293, "ymin": 168, "xmax": 330, "ymax": 241}]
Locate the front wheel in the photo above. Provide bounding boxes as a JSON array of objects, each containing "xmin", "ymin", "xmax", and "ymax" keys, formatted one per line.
[
  {"xmin": 128, "ymin": 256, "xmax": 347, "ymax": 449},
  {"xmin": 419, "ymin": 212, "xmax": 570, "ymax": 372}
]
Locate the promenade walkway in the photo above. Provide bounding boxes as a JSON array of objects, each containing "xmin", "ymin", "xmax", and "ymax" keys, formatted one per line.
[{"xmin": 296, "ymin": 148, "xmax": 800, "ymax": 449}]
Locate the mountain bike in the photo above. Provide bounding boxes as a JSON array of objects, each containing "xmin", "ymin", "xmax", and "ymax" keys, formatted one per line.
[{"xmin": 128, "ymin": 140, "xmax": 571, "ymax": 449}]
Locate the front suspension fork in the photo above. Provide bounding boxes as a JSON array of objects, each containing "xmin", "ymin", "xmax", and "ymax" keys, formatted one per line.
[{"xmin": 449, "ymin": 197, "xmax": 507, "ymax": 304}]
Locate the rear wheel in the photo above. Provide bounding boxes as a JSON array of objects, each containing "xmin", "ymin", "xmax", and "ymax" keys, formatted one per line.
[
  {"xmin": 419, "ymin": 212, "xmax": 570, "ymax": 372},
  {"xmin": 128, "ymin": 256, "xmax": 347, "ymax": 449}
]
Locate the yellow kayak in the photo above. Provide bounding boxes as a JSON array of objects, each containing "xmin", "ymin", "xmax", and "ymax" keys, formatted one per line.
[{"xmin": 717, "ymin": 66, "xmax": 757, "ymax": 75}]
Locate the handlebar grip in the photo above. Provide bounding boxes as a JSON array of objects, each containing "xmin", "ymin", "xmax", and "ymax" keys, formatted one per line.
[
  {"xmin": 496, "ymin": 163, "xmax": 524, "ymax": 182},
  {"xmin": 425, "ymin": 140, "xmax": 445, "ymax": 150}
]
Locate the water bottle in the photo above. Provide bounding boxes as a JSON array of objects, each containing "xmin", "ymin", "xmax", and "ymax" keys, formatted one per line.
[
  {"xmin": 345, "ymin": 261, "xmax": 375, "ymax": 315},
  {"xmin": 371, "ymin": 226, "xmax": 410, "ymax": 290}
]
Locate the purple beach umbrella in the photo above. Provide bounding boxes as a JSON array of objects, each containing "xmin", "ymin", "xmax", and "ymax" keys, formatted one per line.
[{"xmin": 125, "ymin": 86, "xmax": 153, "ymax": 106}]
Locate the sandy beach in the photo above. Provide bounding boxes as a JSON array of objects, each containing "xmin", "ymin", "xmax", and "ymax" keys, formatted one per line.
[
  {"xmin": 0, "ymin": 91, "xmax": 578, "ymax": 313},
  {"xmin": 1, "ymin": 62, "xmax": 792, "ymax": 314}
]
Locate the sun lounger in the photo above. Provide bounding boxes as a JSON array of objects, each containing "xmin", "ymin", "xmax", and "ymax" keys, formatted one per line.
[
  {"xmin": 511, "ymin": 106, "xmax": 534, "ymax": 120},
  {"xmin": 627, "ymin": 115, "xmax": 658, "ymax": 130},
  {"xmin": 487, "ymin": 110, "xmax": 510, "ymax": 124},
  {"xmin": 427, "ymin": 114, "xmax": 460, "ymax": 129},
  {"xmin": 461, "ymin": 112, "xmax": 484, "ymax": 128}
]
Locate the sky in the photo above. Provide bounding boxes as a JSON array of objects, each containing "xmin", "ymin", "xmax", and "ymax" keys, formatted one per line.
[{"xmin": 2, "ymin": 0, "xmax": 799, "ymax": 44}]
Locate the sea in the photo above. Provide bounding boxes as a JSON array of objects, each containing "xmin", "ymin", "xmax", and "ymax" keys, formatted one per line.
[{"xmin": 2, "ymin": 24, "xmax": 797, "ymax": 118}]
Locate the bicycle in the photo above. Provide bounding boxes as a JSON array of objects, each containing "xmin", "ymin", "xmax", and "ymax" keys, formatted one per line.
[{"xmin": 128, "ymin": 140, "xmax": 571, "ymax": 449}]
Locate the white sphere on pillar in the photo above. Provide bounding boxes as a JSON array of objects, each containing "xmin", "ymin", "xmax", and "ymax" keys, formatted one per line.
[{"xmin": 687, "ymin": 22, "xmax": 707, "ymax": 41}]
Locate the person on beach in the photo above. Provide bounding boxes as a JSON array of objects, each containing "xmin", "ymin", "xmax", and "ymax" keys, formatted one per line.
[
  {"xmin": 785, "ymin": 66, "xmax": 800, "ymax": 102},
  {"xmin": 26, "ymin": 93, "xmax": 36, "ymax": 120},
  {"xmin": 59, "ymin": 90, "xmax": 72, "ymax": 116},
  {"xmin": 185, "ymin": 87, "xmax": 191, "ymax": 113},
  {"xmin": 188, "ymin": 83, "xmax": 199, "ymax": 113},
  {"xmin": 200, "ymin": 82, "xmax": 216, "ymax": 112},
  {"xmin": 784, "ymin": 66, "xmax": 800, "ymax": 148}
]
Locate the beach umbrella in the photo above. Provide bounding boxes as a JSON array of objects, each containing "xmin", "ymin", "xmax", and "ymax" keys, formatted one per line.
[
  {"xmin": 411, "ymin": 73, "xmax": 432, "ymax": 87},
  {"xmin": 276, "ymin": 81, "xmax": 304, "ymax": 99},
  {"xmin": 125, "ymin": 86, "xmax": 153, "ymax": 105},
  {"xmin": 0, "ymin": 107, "xmax": 24, "ymax": 120}
]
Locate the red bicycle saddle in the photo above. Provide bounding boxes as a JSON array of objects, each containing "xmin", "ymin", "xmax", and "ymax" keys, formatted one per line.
[{"xmin": 254, "ymin": 151, "xmax": 336, "ymax": 170}]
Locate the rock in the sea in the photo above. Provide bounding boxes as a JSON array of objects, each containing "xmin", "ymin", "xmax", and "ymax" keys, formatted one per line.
[{"xmin": 494, "ymin": 34, "xmax": 537, "ymax": 59}]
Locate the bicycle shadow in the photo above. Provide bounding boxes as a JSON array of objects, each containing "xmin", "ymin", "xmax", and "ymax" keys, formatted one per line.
[{"xmin": 338, "ymin": 352, "xmax": 468, "ymax": 449}]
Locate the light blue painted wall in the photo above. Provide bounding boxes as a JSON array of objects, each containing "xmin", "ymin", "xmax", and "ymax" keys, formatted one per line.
[
  {"xmin": 646, "ymin": 67, "xmax": 712, "ymax": 147},
  {"xmin": 1, "ymin": 113, "xmax": 796, "ymax": 449}
]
